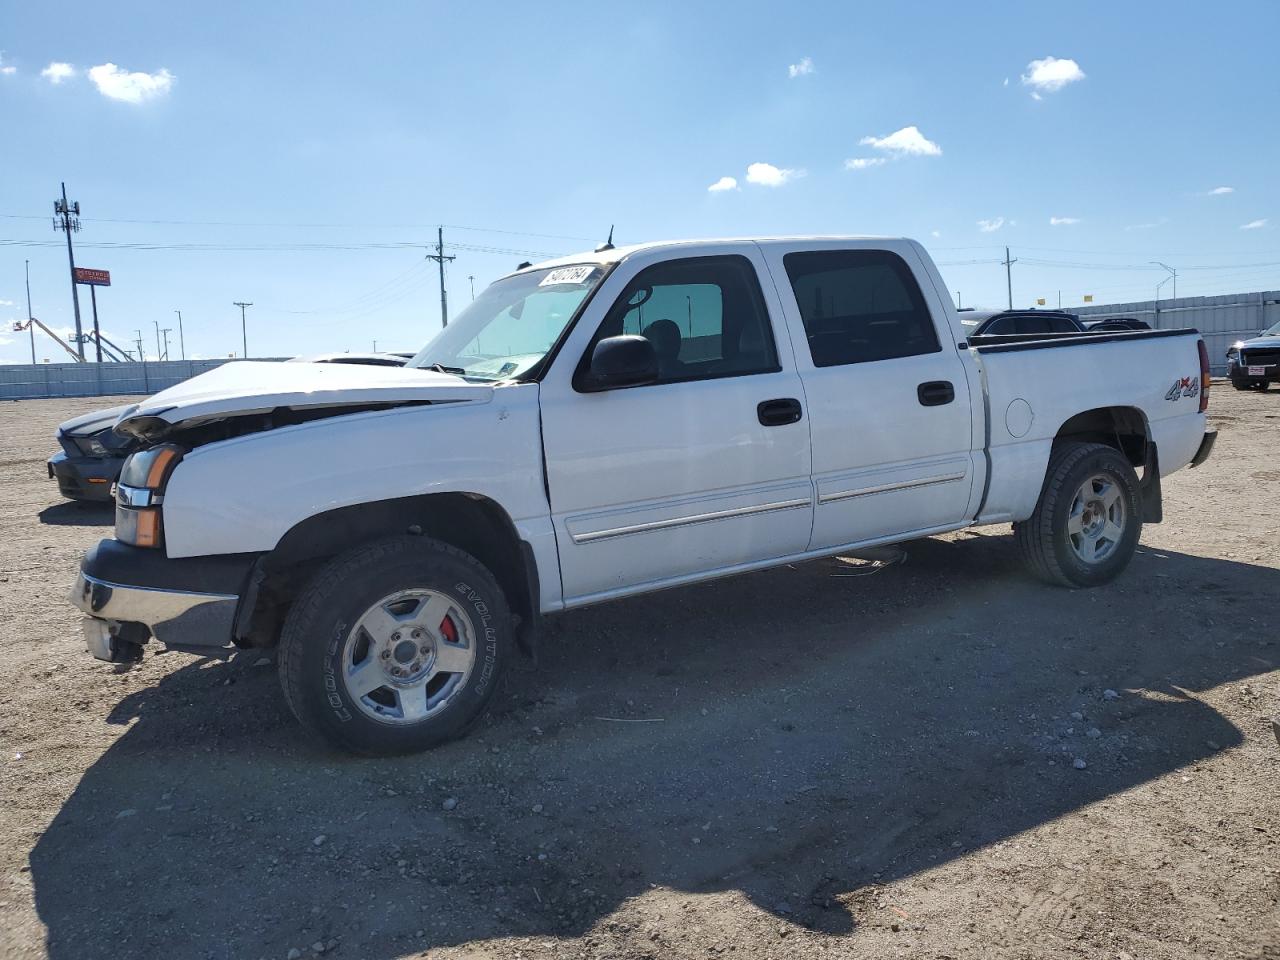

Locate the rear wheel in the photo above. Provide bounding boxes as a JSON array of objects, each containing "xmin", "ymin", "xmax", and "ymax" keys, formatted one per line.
[
  {"xmin": 1014, "ymin": 442, "xmax": 1142, "ymax": 588},
  {"xmin": 278, "ymin": 535, "xmax": 512, "ymax": 755}
]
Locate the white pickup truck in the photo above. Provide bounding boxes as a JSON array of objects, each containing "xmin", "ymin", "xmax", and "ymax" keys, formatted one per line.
[{"xmin": 70, "ymin": 237, "xmax": 1216, "ymax": 755}]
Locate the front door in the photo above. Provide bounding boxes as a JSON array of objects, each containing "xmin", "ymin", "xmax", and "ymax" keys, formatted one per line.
[{"xmin": 539, "ymin": 247, "xmax": 813, "ymax": 604}]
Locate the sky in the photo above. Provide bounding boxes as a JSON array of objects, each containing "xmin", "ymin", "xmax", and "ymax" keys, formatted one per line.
[{"xmin": 2, "ymin": 0, "xmax": 1279, "ymax": 363}]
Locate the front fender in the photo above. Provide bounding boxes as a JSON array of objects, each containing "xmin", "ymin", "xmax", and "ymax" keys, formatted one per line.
[{"xmin": 161, "ymin": 385, "xmax": 549, "ymax": 559}]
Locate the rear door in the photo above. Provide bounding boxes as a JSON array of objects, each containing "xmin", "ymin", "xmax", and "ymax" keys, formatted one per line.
[
  {"xmin": 758, "ymin": 240, "xmax": 977, "ymax": 551},
  {"xmin": 538, "ymin": 244, "xmax": 813, "ymax": 604}
]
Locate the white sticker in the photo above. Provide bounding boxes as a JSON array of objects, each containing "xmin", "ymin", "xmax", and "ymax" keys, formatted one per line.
[{"xmin": 540, "ymin": 265, "xmax": 596, "ymax": 287}]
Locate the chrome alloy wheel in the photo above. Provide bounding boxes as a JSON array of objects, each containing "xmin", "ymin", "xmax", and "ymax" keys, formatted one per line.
[
  {"xmin": 1066, "ymin": 473, "xmax": 1127, "ymax": 565},
  {"xmin": 340, "ymin": 589, "xmax": 476, "ymax": 724}
]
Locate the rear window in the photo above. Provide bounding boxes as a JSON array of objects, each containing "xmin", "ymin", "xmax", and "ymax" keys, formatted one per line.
[{"xmin": 782, "ymin": 250, "xmax": 941, "ymax": 367}]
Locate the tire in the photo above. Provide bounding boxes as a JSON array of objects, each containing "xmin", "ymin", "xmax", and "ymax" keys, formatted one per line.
[
  {"xmin": 1232, "ymin": 380, "xmax": 1252, "ymax": 391},
  {"xmin": 1013, "ymin": 441, "xmax": 1142, "ymax": 589},
  {"xmin": 278, "ymin": 535, "xmax": 512, "ymax": 756}
]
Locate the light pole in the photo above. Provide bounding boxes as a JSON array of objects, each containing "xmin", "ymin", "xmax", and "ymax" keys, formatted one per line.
[
  {"xmin": 175, "ymin": 310, "xmax": 185, "ymax": 360},
  {"xmin": 24, "ymin": 259, "xmax": 36, "ymax": 365},
  {"xmin": 1151, "ymin": 261, "xmax": 1177, "ymax": 301},
  {"xmin": 233, "ymin": 301, "xmax": 253, "ymax": 358}
]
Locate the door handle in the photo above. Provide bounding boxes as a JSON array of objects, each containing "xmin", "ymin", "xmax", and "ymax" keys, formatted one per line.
[
  {"xmin": 917, "ymin": 380, "xmax": 955, "ymax": 406},
  {"xmin": 757, "ymin": 397, "xmax": 803, "ymax": 426}
]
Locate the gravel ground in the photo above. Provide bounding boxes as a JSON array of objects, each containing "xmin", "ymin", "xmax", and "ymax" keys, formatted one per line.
[{"xmin": 1, "ymin": 388, "xmax": 1278, "ymax": 960}]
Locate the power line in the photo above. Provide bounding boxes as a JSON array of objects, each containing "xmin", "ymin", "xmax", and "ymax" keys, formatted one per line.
[
  {"xmin": 0, "ymin": 238, "xmax": 558, "ymax": 257},
  {"xmin": 0, "ymin": 211, "xmax": 594, "ymax": 243}
]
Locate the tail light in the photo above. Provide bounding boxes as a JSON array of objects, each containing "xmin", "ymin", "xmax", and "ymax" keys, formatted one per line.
[{"xmin": 1197, "ymin": 339, "xmax": 1210, "ymax": 412}]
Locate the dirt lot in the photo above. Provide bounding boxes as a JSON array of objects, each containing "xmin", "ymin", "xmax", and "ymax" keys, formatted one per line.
[{"xmin": 1, "ymin": 388, "xmax": 1278, "ymax": 960}]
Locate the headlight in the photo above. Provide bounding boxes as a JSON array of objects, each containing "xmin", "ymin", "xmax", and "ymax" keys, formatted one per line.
[
  {"xmin": 116, "ymin": 444, "xmax": 185, "ymax": 548},
  {"xmin": 75, "ymin": 433, "xmax": 111, "ymax": 458}
]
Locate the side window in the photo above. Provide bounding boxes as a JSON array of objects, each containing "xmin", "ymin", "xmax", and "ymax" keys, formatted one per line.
[
  {"xmin": 782, "ymin": 250, "xmax": 941, "ymax": 367},
  {"xmin": 583, "ymin": 255, "xmax": 779, "ymax": 386}
]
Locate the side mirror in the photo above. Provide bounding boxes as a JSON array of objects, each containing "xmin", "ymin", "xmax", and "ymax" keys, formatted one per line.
[{"xmin": 580, "ymin": 335, "xmax": 658, "ymax": 391}]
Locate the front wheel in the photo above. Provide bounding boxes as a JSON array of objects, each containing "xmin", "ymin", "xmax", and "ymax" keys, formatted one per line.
[
  {"xmin": 1013, "ymin": 442, "xmax": 1142, "ymax": 588},
  {"xmin": 278, "ymin": 535, "xmax": 512, "ymax": 755}
]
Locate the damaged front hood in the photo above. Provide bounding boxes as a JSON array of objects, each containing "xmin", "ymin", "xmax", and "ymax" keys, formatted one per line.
[{"xmin": 114, "ymin": 360, "xmax": 493, "ymax": 440}]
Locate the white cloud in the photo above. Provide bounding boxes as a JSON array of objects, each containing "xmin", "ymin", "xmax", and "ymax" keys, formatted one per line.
[
  {"xmin": 1124, "ymin": 218, "xmax": 1167, "ymax": 231},
  {"xmin": 787, "ymin": 57, "xmax": 814, "ymax": 79},
  {"xmin": 88, "ymin": 63, "xmax": 174, "ymax": 103},
  {"xmin": 843, "ymin": 157, "xmax": 886, "ymax": 170},
  {"xmin": 745, "ymin": 162, "xmax": 801, "ymax": 187},
  {"xmin": 1020, "ymin": 56, "xmax": 1085, "ymax": 94},
  {"xmin": 1049, "ymin": 216, "xmax": 1080, "ymax": 226},
  {"xmin": 930, "ymin": 230, "xmax": 942, "ymax": 238},
  {"xmin": 1207, "ymin": 186, "xmax": 1234, "ymax": 195},
  {"xmin": 977, "ymin": 217, "xmax": 1006, "ymax": 233},
  {"xmin": 0, "ymin": 55, "xmax": 15, "ymax": 76},
  {"xmin": 0, "ymin": 299, "xmax": 13, "ymax": 307},
  {"xmin": 859, "ymin": 125, "xmax": 942, "ymax": 157},
  {"xmin": 1002, "ymin": 77, "xmax": 1009, "ymax": 87},
  {"xmin": 707, "ymin": 176, "xmax": 738, "ymax": 193},
  {"xmin": 1240, "ymin": 218, "xmax": 1268, "ymax": 230},
  {"xmin": 41, "ymin": 62, "xmax": 75, "ymax": 84}
]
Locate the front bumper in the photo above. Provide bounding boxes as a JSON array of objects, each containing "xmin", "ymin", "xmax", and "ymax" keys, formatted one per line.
[
  {"xmin": 1228, "ymin": 360, "xmax": 1277, "ymax": 385},
  {"xmin": 47, "ymin": 449, "xmax": 124, "ymax": 502},
  {"xmin": 69, "ymin": 540, "xmax": 260, "ymax": 661}
]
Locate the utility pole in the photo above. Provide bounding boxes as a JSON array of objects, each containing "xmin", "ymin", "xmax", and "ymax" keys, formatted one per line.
[
  {"xmin": 134, "ymin": 329, "xmax": 146, "ymax": 362},
  {"xmin": 53, "ymin": 182, "xmax": 85, "ymax": 359},
  {"xmin": 24, "ymin": 259, "xmax": 36, "ymax": 365},
  {"xmin": 175, "ymin": 310, "xmax": 185, "ymax": 360},
  {"xmin": 154, "ymin": 320, "xmax": 163, "ymax": 361},
  {"xmin": 1002, "ymin": 246, "xmax": 1017, "ymax": 309},
  {"xmin": 468, "ymin": 275, "xmax": 476, "ymax": 300},
  {"xmin": 233, "ymin": 301, "xmax": 253, "ymax": 357},
  {"xmin": 160, "ymin": 327, "xmax": 172, "ymax": 361},
  {"xmin": 426, "ymin": 227, "xmax": 456, "ymax": 328},
  {"xmin": 88, "ymin": 284, "xmax": 103, "ymax": 363}
]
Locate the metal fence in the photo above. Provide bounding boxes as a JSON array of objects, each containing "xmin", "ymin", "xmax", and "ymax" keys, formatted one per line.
[
  {"xmin": 0, "ymin": 359, "xmax": 285, "ymax": 401},
  {"xmin": 1072, "ymin": 290, "xmax": 1280, "ymax": 375}
]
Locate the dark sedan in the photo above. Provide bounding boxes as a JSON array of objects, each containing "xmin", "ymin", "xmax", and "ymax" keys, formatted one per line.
[{"xmin": 47, "ymin": 404, "xmax": 138, "ymax": 502}]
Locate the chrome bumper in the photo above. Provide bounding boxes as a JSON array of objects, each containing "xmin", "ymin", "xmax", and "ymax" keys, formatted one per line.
[{"xmin": 70, "ymin": 569, "xmax": 238, "ymax": 661}]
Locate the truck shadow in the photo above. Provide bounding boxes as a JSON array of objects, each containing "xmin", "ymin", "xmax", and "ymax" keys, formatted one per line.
[{"xmin": 28, "ymin": 535, "xmax": 1278, "ymax": 959}]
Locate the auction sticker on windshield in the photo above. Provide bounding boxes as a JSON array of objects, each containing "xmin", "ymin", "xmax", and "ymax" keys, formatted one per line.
[{"xmin": 540, "ymin": 265, "xmax": 598, "ymax": 286}]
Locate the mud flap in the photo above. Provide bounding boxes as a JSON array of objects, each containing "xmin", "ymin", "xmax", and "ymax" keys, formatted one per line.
[{"xmin": 1139, "ymin": 442, "xmax": 1163, "ymax": 524}]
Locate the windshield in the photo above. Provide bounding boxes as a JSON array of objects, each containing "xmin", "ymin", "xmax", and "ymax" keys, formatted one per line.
[
  {"xmin": 408, "ymin": 264, "xmax": 607, "ymax": 380},
  {"xmin": 1262, "ymin": 320, "xmax": 1280, "ymax": 337}
]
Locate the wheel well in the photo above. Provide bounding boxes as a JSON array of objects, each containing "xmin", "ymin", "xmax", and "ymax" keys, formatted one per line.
[
  {"xmin": 238, "ymin": 493, "xmax": 538, "ymax": 655},
  {"xmin": 1052, "ymin": 405, "xmax": 1162, "ymax": 523},
  {"xmin": 1053, "ymin": 406, "xmax": 1148, "ymax": 467}
]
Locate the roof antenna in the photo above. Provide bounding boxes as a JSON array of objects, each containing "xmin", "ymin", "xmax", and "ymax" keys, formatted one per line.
[{"xmin": 595, "ymin": 225, "xmax": 615, "ymax": 253}]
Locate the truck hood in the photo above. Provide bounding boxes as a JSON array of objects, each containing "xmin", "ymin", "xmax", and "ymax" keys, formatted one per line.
[
  {"xmin": 114, "ymin": 361, "xmax": 493, "ymax": 440},
  {"xmin": 59, "ymin": 403, "xmax": 134, "ymax": 438},
  {"xmin": 1238, "ymin": 334, "xmax": 1280, "ymax": 350}
]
